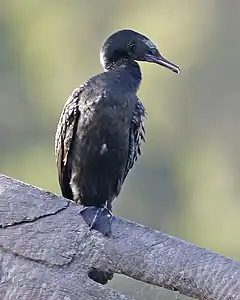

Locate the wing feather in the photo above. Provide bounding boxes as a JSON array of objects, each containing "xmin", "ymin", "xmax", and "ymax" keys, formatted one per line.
[
  {"xmin": 55, "ymin": 88, "xmax": 81, "ymax": 199},
  {"xmin": 121, "ymin": 100, "xmax": 146, "ymax": 184}
]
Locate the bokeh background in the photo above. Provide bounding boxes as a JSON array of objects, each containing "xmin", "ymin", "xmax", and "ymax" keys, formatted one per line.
[{"xmin": 1, "ymin": 1, "xmax": 240, "ymax": 299}]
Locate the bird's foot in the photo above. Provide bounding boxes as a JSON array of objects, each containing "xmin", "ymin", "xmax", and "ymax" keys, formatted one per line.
[{"xmin": 80, "ymin": 203, "xmax": 113, "ymax": 236}]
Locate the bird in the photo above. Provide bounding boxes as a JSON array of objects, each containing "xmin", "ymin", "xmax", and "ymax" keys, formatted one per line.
[{"xmin": 55, "ymin": 29, "xmax": 180, "ymax": 284}]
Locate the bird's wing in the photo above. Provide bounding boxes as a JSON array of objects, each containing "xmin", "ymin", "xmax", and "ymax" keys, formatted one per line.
[
  {"xmin": 121, "ymin": 100, "xmax": 146, "ymax": 184},
  {"xmin": 55, "ymin": 87, "xmax": 81, "ymax": 199}
]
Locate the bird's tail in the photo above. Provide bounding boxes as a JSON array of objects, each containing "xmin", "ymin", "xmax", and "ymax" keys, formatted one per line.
[{"xmin": 88, "ymin": 268, "xmax": 113, "ymax": 285}]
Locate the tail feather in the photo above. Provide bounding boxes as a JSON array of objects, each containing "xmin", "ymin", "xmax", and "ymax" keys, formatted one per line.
[{"xmin": 88, "ymin": 268, "xmax": 113, "ymax": 285}]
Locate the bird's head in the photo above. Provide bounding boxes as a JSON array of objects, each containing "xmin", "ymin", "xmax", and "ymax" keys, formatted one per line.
[{"xmin": 100, "ymin": 29, "xmax": 180, "ymax": 73}]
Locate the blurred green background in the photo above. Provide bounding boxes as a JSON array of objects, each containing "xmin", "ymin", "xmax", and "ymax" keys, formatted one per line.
[{"xmin": 1, "ymin": 1, "xmax": 240, "ymax": 299}]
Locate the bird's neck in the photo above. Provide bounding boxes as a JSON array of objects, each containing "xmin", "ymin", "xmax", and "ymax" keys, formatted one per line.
[{"xmin": 104, "ymin": 59, "xmax": 142, "ymax": 92}]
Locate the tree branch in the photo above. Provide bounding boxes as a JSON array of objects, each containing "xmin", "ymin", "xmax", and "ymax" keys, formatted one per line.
[{"xmin": 0, "ymin": 174, "xmax": 239, "ymax": 300}]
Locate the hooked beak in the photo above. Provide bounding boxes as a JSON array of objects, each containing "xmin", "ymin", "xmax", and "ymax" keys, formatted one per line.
[{"xmin": 145, "ymin": 54, "xmax": 180, "ymax": 74}]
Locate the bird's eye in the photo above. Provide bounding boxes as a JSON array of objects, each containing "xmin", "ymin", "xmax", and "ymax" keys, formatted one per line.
[{"xmin": 127, "ymin": 42, "xmax": 136, "ymax": 53}]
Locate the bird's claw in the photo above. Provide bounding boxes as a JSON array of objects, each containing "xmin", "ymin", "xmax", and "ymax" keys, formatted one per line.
[{"xmin": 80, "ymin": 204, "xmax": 113, "ymax": 236}]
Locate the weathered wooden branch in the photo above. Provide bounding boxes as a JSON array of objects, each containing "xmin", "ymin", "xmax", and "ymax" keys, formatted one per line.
[{"xmin": 0, "ymin": 174, "xmax": 239, "ymax": 300}]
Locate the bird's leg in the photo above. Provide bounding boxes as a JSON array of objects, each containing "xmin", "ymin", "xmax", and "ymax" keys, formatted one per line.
[
  {"xmin": 89, "ymin": 201, "xmax": 108, "ymax": 229},
  {"xmin": 80, "ymin": 201, "xmax": 113, "ymax": 236}
]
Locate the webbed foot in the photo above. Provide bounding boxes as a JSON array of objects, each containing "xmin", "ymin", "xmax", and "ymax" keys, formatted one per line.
[{"xmin": 80, "ymin": 203, "xmax": 113, "ymax": 236}]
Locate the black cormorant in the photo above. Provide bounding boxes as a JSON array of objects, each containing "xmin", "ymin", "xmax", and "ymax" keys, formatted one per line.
[{"xmin": 55, "ymin": 29, "xmax": 180, "ymax": 284}]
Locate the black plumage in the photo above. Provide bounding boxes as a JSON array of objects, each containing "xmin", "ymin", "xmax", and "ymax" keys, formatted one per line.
[{"xmin": 55, "ymin": 29, "xmax": 180, "ymax": 284}]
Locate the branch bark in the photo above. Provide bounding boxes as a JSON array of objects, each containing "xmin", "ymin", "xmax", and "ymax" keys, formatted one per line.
[{"xmin": 0, "ymin": 174, "xmax": 239, "ymax": 300}]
